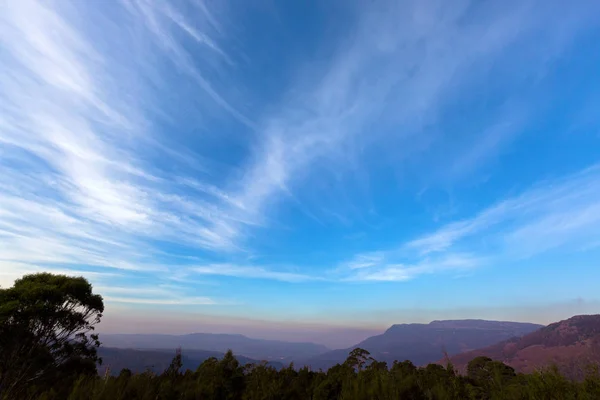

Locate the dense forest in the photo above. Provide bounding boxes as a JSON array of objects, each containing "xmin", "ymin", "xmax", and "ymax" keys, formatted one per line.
[
  {"xmin": 2, "ymin": 273, "xmax": 600, "ymax": 400},
  {"xmin": 28, "ymin": 349, "xmax": 600, "ymax": 400}
]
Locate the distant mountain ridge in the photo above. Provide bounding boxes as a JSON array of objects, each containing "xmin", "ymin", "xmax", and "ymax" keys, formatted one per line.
[
  {"xmin": 295, "ymin": 319, "xmax": 542, "ymax": 371},
  {"xmin": 99, "ymin": 319, "xmax": 544, "ymax": 374},
  {"xmin": 448, "ymin": 314, "xmax": 600, "ymax": 379},
  {"xmin": 100, "ymin": 332, "xmax": 329, "ymax": 361},
  {"xmin": 98, "ymin": 347, "xmax": 284, "ymax": 376}
]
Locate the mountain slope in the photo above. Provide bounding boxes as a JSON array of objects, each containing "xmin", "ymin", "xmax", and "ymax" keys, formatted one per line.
[
  {"xmin": 100, "ymin": 333, "xmax": 329, "ymax": 361},
  {"xmin": 98, "ymin": 347, "xmax": 284, "ymax": 376},
  {"xmin": 297, "ymin": 319, "xmax": 542, "ymax": 371},
  {"xmin": 448, "ymin": 315, "xmax": 600, "ymax": 379}
]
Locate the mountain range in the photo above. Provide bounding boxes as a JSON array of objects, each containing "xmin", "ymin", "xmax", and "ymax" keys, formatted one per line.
[
  {"xmin": 294, "ymin": 319, "xmax": 542, "ymax": 371},
  {"xmin": 98, "ymin": 316, "xmax": 600, "ymax": 377},
  {"xmin": 448, "ymin": 314, "xmax": 600, "ymax": 379},
  {"xmin": 98, "ymin": 319, "xmax": 543, "ymax": 374},
  {"xmin": 98, "ymin": 347, "xmax": 284, "ymax": 376},
  {"xmin": 99, "ymin": 332, "xmax": 329, "ymax": 361}
]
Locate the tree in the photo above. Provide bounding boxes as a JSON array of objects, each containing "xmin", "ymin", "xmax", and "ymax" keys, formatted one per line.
[
  {"xmin": 0, "ymin": 273, "xmax": 104, "ymax": 399},
  {"xmin": 466, "ymin": 356, "xmax": 517, "ymax": 398},
  {"xmin": 345, "ymin": 348, "xmax": 375, "ymax": 372},
  {"xmin": 164, "ymin": 347, "xmax": 183, "ymax": 378}
]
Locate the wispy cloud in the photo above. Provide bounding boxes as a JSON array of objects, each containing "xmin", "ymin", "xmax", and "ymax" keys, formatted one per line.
[
  {"xmin": 344, "ymin": 253, "xmax": 386, "ymax": 270},
  {"xmin": 0, "ymin": 0, "xmax": 259, "ymax": 288},
  {"xmin": 407, "ymin": 164, "xmax": 600, "ymax": 258},
  {"xmin": 192, "ymin": 264, "xmax": 317, "ymax": 283},
  {"xmin": 94, "ymin": 283, "xmax": 221, "ymax": 306},
  {"xmin": 1, "ymin": 0, "xmax": 598, "ymax": 318},
  {"xmin": 337, "ymin": 252, "xmax": 482, "ymax": 282},
  {"xmin": 231, "ymin": 0, "xmax": 598, "ymax": 229},
  {"xmin": 122, "ymin": 0, "xmax": 253, "ymax": 127},
  {"xmin": 103, "ymin": 296, "xmax": 216, "ymax": 306},
  {"xmin": 338, "ymin": 163, "xmax": 600, "ymax": 282},
  {"xmin": 0, "ymin": 261, "xmax": 120, "ymax": 288}
]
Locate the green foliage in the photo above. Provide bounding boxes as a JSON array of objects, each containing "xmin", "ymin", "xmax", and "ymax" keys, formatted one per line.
[
  {"xmin": 22, "ymin": 349, "xmax": 599, "ymax": 400},
  {"xmin": 344, "ymin": 348, "xmax": 374, "ymax": 371},
  {"xmin": 0, "ymin": 273, "xmax": 104, "ymax": 400},
  {"xmin": 465, "ymin": 356, "xmax": 519, "ymax": 398}
]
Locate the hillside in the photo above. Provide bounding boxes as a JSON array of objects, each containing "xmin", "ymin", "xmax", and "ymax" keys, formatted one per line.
[
  {"xmin": 100, "ymin": 333, "xmax": 328, "ymax": 361},
  {"xmin": 448, "ymin": 315, "xmax": 600, "ymax": 379},
  {"xmin": 296, "ymin": 319, "xmax": 541, "ymax": 370},
  {"xmin": 98, "ymin": 347, "xmax": 284, "ymax": 376}
]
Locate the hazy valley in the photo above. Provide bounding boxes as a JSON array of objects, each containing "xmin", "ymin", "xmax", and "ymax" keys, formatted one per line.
[{"xmin": 99, "ymin": 317, "xmax": 600, "ymax": 376}]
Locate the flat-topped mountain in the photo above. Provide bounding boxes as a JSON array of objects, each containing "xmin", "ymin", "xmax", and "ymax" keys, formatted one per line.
[{"xmin": 295, "ymin": 319, "xmax": 541, "ymax": 370}]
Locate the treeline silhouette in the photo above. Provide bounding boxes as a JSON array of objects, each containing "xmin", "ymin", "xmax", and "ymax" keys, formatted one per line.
[
  {"xmin": 32, "ymin": 348, "xmax": 600, "ymax": 400},
  {"xmin": 3, "ymin": 273, "xmax": 600, "ymax": 400}
]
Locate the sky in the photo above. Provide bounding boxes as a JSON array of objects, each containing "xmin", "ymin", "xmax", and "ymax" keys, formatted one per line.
[{"xmin": 1, "ymin": 0, "xmax": 600, "ymax": 348}]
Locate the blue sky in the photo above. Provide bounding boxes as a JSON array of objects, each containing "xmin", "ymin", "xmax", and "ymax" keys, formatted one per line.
[{"xmin": 1, "ymin": 0, "xmax": 600, "ymax": 345}]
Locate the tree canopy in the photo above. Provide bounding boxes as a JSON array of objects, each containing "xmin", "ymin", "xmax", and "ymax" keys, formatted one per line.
[{"xmin": 0, "ymin": 273, "xmax": 104, "ymax": 399}]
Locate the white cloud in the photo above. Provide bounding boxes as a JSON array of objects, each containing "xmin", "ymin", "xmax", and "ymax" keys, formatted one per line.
[
  {"xmin": 103, "ymin": 296, "xmax": 216, "ymax": 306},
  {"xmin": 342, "ymin": 252, "xmax": 386, "ymax": 270},
  {"xmin": 0, "ymin": 0, "xmax": 597, "ymax": 297},
  {"xmin": 339, "ymin": 252, "xmax": 482, "ymax": 282},
  {"xmin": 335, "ymin": 163, "xmax": 600, "ymax": 282},
  {"xmin": 192, "ymin": 264, "xmax": 317, "ymax": 283},
  {"xmin": 0, "ymin": 0, "xmax": 267, "ymax": 298},
  {"xmin": 123, "ymin": 0, "xmax": 254, "ymax": 127},
  {"xmin": 230, "ymin": 0, "xmax": 597, "ymax": 228},
  {"xmin": 0, "ymin": 261, "xmax": 120, "ymax": 288},
  {"xmin": 407, "ymin": 164, "xmax": 600, "ymax": 258},
  {"xmin": 95, "ymin": 286, "xmax": 174, "ymax": 297},
  {"xmin": 96, "ymin": 283, "xmax": 219, "ymax": 306}
]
